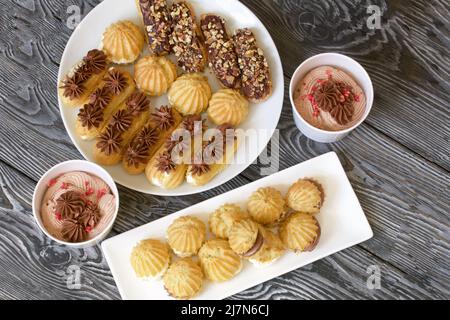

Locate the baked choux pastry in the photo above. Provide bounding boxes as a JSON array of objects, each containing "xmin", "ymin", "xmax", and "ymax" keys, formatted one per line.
[
  {"xmin": 145, "ymin": 115, "xmax": 204, "ymax": 189},
  {"xmin": 228, "ymin": 219, "xmax": 263, "ymax": 257},
  {"xmin": 167, "ymin": 215, "xmax": 206, "ymax": 257},
  {"xmin": 247, "ymin": 187, "xmax": 286, "ymax": 225},
  {"xmin": 169, "ymin": 1, "xmax": 206, "ymax": 72},
  {"xmin": 122, "ymin": 106, "xmax": 183, "ymax": 175},
  {"xmin": 208, "ymin": 203, "xmax": 247, "ymax": 239},
  {"xmin": 168, "ymin": 73, "xmax": 212, "ymax": 115},
  {"xmin": 249, "ymin": 227, "xmax": 285, "ymax": 267},
  {"xmin": 134, "ymin": 55, "xmax": 177, "ymax": 96},
  {"xmin": 58, "ymin": 49, "xmax": 109, "ymax": 107},
  {"xmin": 136, "ymin": 0, "xmax": 173, "ymax": 56},
  {"xmin": 198, "ymin": 239, "xmax": 242, "ymax": 282},
  {"xmin": 279, "ymin": 212, "xmax": 321, "ymax": 253},
  {"xmin": 163, "ymin": 258, "xmax": 203, "ymax": 299},
  {"xmin": 207, "ymin": 89, "xmax": 249, "ymax": 126},
  {"xmin": 100, "ymin": 20, "xmax": 144, "ymax": 64},
  {"xmin": 76, "ymin": 68, "xmax": 136, "ymax": 140},
  {"xmin": 93, "ymin": 91, "xmax": 150, "ymax": 165},
  {"xmin": 286, "ymin": 178, "xmax": 324, "ymax": 214},
  {"xmin": 130, "ymin": 239, "xmax": 171, "ymax": 280},
  {"xmin": 186, "ymin": 124, "xmax": 239, "ymax": 187},
  {"xmin": 233, "ymin": 28, "xmax": 272, "ymax": 102}
]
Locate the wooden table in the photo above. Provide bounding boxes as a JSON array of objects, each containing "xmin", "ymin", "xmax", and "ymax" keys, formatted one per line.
[{"xmin": 0, "ymin": 0, "xmax": 448, "ymax": 300}]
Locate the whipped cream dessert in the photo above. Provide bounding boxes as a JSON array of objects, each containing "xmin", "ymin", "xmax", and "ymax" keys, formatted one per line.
[
  {"xmin": 40, "ymin": 171, "xmax": 116, "ymax": 243},
  {"xmin": 294, "ymin": 66, "xmax": 366, "ymax": 131}
]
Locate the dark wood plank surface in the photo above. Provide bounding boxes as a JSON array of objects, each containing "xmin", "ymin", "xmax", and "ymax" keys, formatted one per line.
[{"xmin": 0, "ymin": 0, "xmax": 448, "ymax": 300}]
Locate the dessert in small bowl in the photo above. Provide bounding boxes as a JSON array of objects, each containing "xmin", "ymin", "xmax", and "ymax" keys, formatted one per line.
[
  {"xmin": 290, "ymin": 53, "xmax": 373, "ymax": 143},
  {"xmin": 32, "ymin": 160, "xmax": 119, "ymax": 248}
]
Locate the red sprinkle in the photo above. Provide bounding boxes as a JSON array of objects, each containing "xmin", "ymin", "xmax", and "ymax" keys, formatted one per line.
[
  {"xmin": 86, "ymin": 200, "xmax": 93, "ymax": 206},
  {"xmin": 48, "ymin": 179, "xmax": 57, "ymax": 187},
  {"xmin": 84, "ymin": 181, "xmax": 90, "ymax": 187},
  {"xmin": 85, "ymin": 187, "xmax": 94, "ymax": 196},
  {"xmin": 55, "ymin": 212, "xmax": 62, "ymax": 221},
  {"xmin": 97, "ymin": 188, "xmax": 107, "ymax": 199},
  {"xmin": 61, "ymin": 182, "xmax": 69, "ymax": 190},
  {"xmin": 85, "ymin": 226, "xmax": 92, "ymax": 233},
  {"xmin": 355, "ymin": 94, "xmax": 360, "ymax": 102}
]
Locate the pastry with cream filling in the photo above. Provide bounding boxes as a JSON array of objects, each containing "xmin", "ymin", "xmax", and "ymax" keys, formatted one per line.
[
  {"xmin": 279, "ymin": 212, "xmax": 321, "ymax": 253},
  {"xmin": 130, "ymin": 239, "xmax": 171, "ymax": 280},
  {"xmin": 286, "ymin": 178, "xmax": 324, "ymax": 214},
  {"xmin": 167, "ymin": 215, "xmax": 206, "ymax": 257},
  {"xmin": 163, "ymin": 258, "xmax": 203, "ymax": 299}
]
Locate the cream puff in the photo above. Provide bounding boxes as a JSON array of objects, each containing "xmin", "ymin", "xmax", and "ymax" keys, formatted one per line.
[
  {"xmin": 286, "ymin": 178, "xmax": 324, "ymax": 214},
  {"xmin": 198, "ymin": 239, "xmax": 242, "ymax": 282},
  {"xmin": 168, "ymin": 73, "xmax": 212, "ymax": 115},
  {"xmin": 207, "ymin": 89, "xmax": 249, "ymax": 126},
  {"xmin": 247, "ymin": 187, "xmax": 286, "ymax": 225},
  {"xmin": 249, "ymin": 227, "xmax": 285, "ymax": 267},
  {"xmin": 279, "ymin": 212, "xmax": 321, "ymax": 252},
  {"xmin": 130, "ymin": 239, "xmax": 171, "ymax": 280},
  {"xmin": 228, "ymin": 219, "xmax": 264, "ymax": 257},
  {"xmin": 163, "ymin": 258, "xmax": 203, "ymax": 299},
  {"xmin": 134, "ymin": 55, "xmax": 177, "ymax": 96},
  {"xmin": 167, "ymin": 215, "xmax": 206, "ymax": 257},
  {"xmin": 208, "ymin": 203, "xmax": 247, "ymax": 239}
]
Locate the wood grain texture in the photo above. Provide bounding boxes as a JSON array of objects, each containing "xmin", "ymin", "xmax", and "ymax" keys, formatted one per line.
[
  {"xmin": 241, "ymin": 0, "xmax": 450, "ymax": 170},
  {"xmin": 0, "ymin": 0, "xmax": 448, "ymax": 300},
  {"xmin": 0, "ymin": 162, "xmax": 443, "ymax": 300}
]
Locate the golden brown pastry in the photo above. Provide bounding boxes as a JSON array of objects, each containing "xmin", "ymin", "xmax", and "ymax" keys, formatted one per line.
[
  {"xmin": 207, "ymin": 89, "xmax": 249, "ymax": 126},
  {"xmin": 200, "ymin": 14, "xmax": 241, "ymax": 89},
  {"xmin": 247, "ymin": 187, "xmax": 286, "ymax": 225},
  {"xmin": 233, "ymin": 28, "xmax": 272, "ymax": 102},
  {"xmin": 228, "ymin": 219, "xmax": 263, "ymax": 257},
  {"xmin": 130, "ymin": 239, "xmax": 171, "ymax": 280},
  {"xmin": 136, "ymin": 0, "xmax": 173, "ymax": 56},
  {"xmin": 93, "ymin": 91, "xmax": 150, "ymax": 165},
  {"xmin": 123, "ymin": 106, "xmax": 183, "ymax": 175},
  {"xmin": 279, "ymin": 212, "xmax": 321, "ymax": 252},
  {"xmin": 186, "ymin": 124, "xmax": 239, "ymax": 186},
  {"xmin": 208, "ymin": 203, "xmax": 247, "ymax": 239},
  {"xmin": 76, "ymin": 68, "xmax": 136, "ymax": 140},
  {"xmin": 100, "ymin": 20, "xmax": 144, "ymax": 64},
  {"xmin": 249, "ymin": 227, "xmax": 285, "ymax": 267},
  {"xmin": 198, "ymin": 239, "xmax": 242, "ymax": 282},
  {"xmin": 286, "ymin": 178, "xmax": 324, "ymax": 214},
  {"xmin": 134, "ymin": 56, "xmax": 177, "ymax": 96},
  {"xmin": 145, "ymin": 115, "xmax": 204, "ymax": 189},
  {"xmin": 163, "ymin": 258, "xmax": 203, "ymax": 299},
  {"xmin": 169, "ymin": 1, "xmax": 206, "ymax": 72},
  {"xmin": 167, "ymin": 215, "xmax": 206, "ymax": 257},
  {"xmin": 58, "ymin": 49, "xmax": 109, "ymax": 107},
  {"xmin": 168, "ymin": 73, "xmax": 212, "ymax": 115}
]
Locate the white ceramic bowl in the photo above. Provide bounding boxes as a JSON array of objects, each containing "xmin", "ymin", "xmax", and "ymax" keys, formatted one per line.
[
  {"xmin": 32, "ymin": 160, "xmax": 119, "ymax": 248},
  {"xmin": 289, "ymin": 53, "xmax": 374, "ymax": 143}
]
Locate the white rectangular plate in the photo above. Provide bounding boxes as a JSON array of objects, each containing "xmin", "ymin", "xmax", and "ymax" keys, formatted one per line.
[{"xmin": 102, "ymin": 152, "xmax": 373, "ymax": 299}]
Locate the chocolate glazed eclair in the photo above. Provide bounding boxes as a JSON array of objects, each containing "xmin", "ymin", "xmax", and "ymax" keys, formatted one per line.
[
  {"xmin": 122, "ymin": 105, "xmax": 183, "ymax": 175},
  {"xmin": 200, "ymin": 14, "xmax": 241, "ymax": 89},
  {"xmin": 76, "ymin": 68, "xmax": 136, "ymax": 140},
  {"xmin": 93, "ymin": 91, "xmax": 150, "ymax": 166},
  {"xmin": 169, "ymin": 1, "xmax": 206, "ymax": 73},
  {"xmin": 58, "ymin": 49, "xmax": 109, "ymax": 107},
  {"xmin": 136, "ymin": 0, "xmax": 173, "ymax": 56},
  {"xmin": 233, "ymin": 28, "xmax": 272, "ymax": 103},
  {"xmin": 145, "ymin": 115, "xmax": 205, "ymax": 189}
]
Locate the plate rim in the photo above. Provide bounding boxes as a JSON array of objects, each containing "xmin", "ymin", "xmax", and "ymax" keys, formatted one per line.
[
  {"xmin": 101, "ymin": 151, "xmax": 374, "ymax": 300},
  {"xmin": 57, "ymin": 0, "xmax": 285, "ymax": 196}
]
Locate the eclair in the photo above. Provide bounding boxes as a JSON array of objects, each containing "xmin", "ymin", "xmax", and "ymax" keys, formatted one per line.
[
  {"xmin": 186, "ymin": 124, "xmax": 239, "ymax": 187},
  {"xmin": 76, "ymin": 68, "xmax": 136, "ymax": 140},
  {"xmin": 122, "ymin": 106, "xmax": 183, "ymax": 175},
  {"xmin": 58, "ymin": 49, "xmax": 109, "ymax": 107},
  {"xmin": 233, "ymin": 28, "xmax": 272, "ymax": 102},
  {"xmin": 200, "ymin": 14, "xmax": 241, "ymax": 89},
  {"xmin": 169, "ymin": 1, "xmax": 206, "ymax": 73},
  {"xmin": 145, "ymin": 115, "xmax": 204, "ymax": 189},
  {"xmin": 93, "ymin": 91, "xmax": 150, "ymax": 166},
  {"xmin": 136, "ymin": 0, "xmax": 173, "ymax": 56}
]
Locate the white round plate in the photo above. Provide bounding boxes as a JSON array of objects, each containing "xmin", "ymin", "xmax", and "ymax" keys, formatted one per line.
[{"xmin": 58, "ymin": 0, "xmax": 284, "ymax": 196}]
